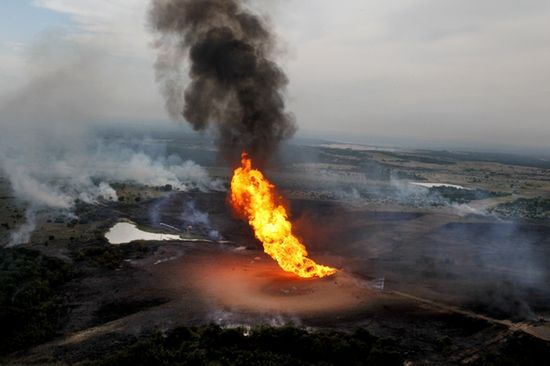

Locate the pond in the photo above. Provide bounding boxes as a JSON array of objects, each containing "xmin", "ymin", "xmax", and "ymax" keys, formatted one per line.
[
  {"xmin": 410, "ymin": 182, "xmax": 467, "ymax": 190},
  {"xmin": 105, "ymin": 222, "xmax": 182, "ymax": 245}
]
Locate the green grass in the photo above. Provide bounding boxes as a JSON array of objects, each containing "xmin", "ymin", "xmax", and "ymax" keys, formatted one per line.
[
  {"xmin": 491, "ymin": 197, "xmax": 550, "ymax": 219},
  {"xmin": 429, "ymin": 186, "xmax": 507, "ymax": 204}
]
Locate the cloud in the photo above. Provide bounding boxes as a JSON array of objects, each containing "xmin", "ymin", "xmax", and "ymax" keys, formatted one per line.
[
  {"xmin": 279, "ymin": 0, "xmax": 550, "ymax": 150},
  {"xmin": 384, "ymin": 0, "xmax": 550, "ymax": 41},
  {"xmin": 8, "ymin": 2, "xmax": 165, "ymax": 120},
  {"xmin": 34, "ymin": 0, "xmax": 151, "ymax": 58},
  {"xmin": 2, "ymin": 0, "xmax": 549, "ymax": 151}
]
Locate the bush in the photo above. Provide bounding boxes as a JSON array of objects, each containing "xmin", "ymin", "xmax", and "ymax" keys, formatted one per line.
[
  {"xmin": 0, "ymin": 248, "xmax": 72, "ymax": 355},
  {"xmin": 473, "ymin": 333, "xmax": 550, "ymax": 366},
  {"xmin": 73, "ymin": 245, "xmax": 124, "ymax": 270},
  {"xmin": 72, "ymin": 242, "xmax": 155, "ymax": 270},
  {"xmin": 94, "ymin": 325, "xmax": 403, "ymax": 366}
]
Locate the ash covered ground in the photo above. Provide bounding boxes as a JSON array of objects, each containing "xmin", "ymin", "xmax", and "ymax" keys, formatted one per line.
[{"xmin": 1, "ymin": 127, "xmax": 550, "ymax": 365}]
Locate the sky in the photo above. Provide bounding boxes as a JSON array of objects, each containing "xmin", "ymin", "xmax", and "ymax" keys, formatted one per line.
[{"xmin": 1, "ymin": 0, "xmax": 550, "ymax": 152}]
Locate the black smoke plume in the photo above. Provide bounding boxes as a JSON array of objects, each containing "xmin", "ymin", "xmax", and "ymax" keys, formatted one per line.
[{"xmin": 149, "ymin": 0, "xmax": 296, "ymax": 164}]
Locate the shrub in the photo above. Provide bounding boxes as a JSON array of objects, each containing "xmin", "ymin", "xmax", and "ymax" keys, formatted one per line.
[
  {"xmin": 0, "ymin": 248, "xmax": 72, "ymax": 355},
  {"xmin": 94, "ymin": 325, "xmax": 403, "ymax": 366}
]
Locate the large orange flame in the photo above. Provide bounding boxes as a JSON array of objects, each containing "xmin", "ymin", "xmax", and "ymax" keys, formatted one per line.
[{"xmin": 230, "ymin": 152, "xmax": 337, "ymax": 279}]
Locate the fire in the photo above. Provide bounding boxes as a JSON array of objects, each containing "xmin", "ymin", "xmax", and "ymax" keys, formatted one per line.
[{"xmin": 230, "ymin": 152, "xmax": 337, "ymax": 279}]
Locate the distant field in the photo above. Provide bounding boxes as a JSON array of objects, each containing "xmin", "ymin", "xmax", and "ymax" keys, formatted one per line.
[{"xmin": 2, "ymin": 130, "xmax": 550, "ymax": 365}]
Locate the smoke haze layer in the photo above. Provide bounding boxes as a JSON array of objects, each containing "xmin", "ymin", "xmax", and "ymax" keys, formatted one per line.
[
  {"xmin": 0, "ymin": 38, "xmax": 223, "ymax": 246},
  {"xmin": 149, "ymin": 0, "xmax": 296, "ymax": 164}
]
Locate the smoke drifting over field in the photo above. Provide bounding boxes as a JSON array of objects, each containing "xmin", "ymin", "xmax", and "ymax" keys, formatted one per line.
[
  {"xmin": 149, "ymin": 0, "xmax": 296, "ymax": 163},
  {"xmin": 0, "ymin": 131, "xmax": 222, "ymax": 246},
  {"xmin": 0, "ymin": 40, "xmax": 222, "ymax": 246}
]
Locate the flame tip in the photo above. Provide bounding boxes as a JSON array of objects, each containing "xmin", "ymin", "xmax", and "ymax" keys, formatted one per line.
[{"xmin": 230, "ymin": 154, "xmax": 337, "ymax": 279}]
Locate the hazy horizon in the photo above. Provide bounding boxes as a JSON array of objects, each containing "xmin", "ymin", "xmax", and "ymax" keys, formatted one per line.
[
  {"xmin": 1, "ymin": 0, "xmax": 550, "ymax": 151},
  {"xmin": 93, "ymin": 118, "xmax": 550, "ymax": 158}
]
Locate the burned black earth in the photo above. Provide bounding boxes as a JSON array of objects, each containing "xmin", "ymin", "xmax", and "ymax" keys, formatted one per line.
[{"xmin": 1, "ymin": 137, "xmax": 550, "ymax": 365}]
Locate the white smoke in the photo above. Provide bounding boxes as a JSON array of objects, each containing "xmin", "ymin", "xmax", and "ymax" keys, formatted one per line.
[
  {"xmin": 8, "ymin": 207, "xmax": 37, "ymax": 247},
  {"xmin": 0, "ymin": 36, "xmax": 222, "ymax": 246},
  {"xmin": 93, "ymin": 149, "xmax": 221, "ymax": 192},
  {"xmin": 181, "ymin": 201, "xmax": 221, "ymax": 240},
  {"xmin": 0, "ymin": 130, "xmax": 223, "ymax": 207}
]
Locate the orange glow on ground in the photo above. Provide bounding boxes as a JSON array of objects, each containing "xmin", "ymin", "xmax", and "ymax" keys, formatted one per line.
[{"xmin": 182, "ymin": 253, "xmax": 370, "ymax": 315}]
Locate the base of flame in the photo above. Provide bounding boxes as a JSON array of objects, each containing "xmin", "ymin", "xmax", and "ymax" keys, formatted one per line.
[{"xmin": 181, "ymin": 252, "xmax": 369, "ymax": 315}]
